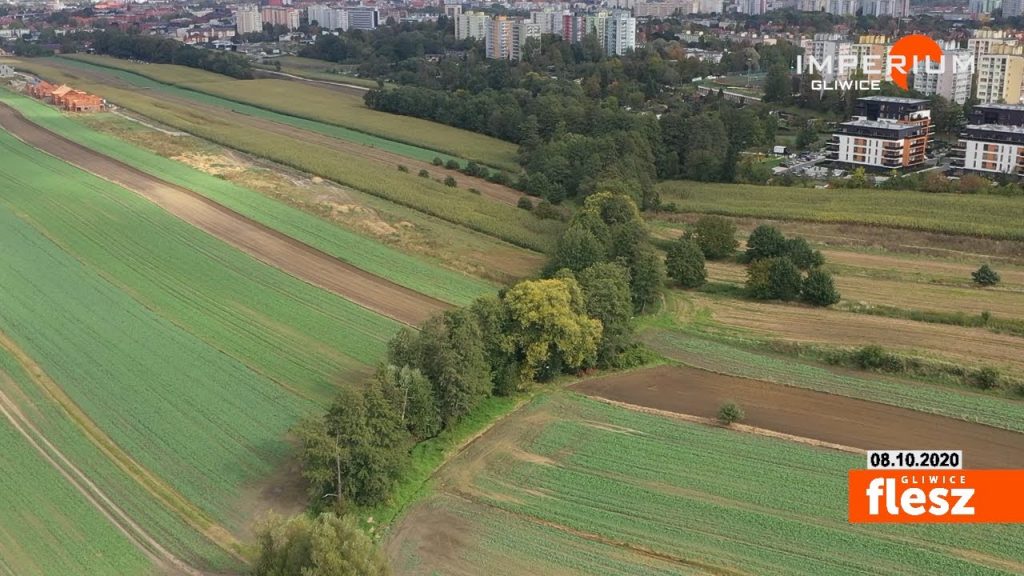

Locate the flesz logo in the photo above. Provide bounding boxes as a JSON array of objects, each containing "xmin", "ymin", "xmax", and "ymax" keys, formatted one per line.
[{"xmin": 848, "ymin": 470, "xmax": 1024, "ymax": 524}]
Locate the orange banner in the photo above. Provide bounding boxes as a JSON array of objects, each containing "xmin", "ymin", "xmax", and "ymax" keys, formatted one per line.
[{"xmin": 849, "ymin": 470, "xmax": 1024, "ymax": 523}]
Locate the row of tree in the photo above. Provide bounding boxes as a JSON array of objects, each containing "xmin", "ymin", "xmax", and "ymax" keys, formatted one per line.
[{"xmin": 90, "ymin": 30, "xmax": 254, "ymax": 79}]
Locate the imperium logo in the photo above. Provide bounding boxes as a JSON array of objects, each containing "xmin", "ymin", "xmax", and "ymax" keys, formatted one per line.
[{"xmin": 796, "ymin": 34, "xmax": 976, "ymax": 92}]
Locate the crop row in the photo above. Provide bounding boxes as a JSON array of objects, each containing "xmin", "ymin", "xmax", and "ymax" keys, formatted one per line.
[
  {"xmin": 0, "ymin": 90, "xmax": 497, "ymax": 306},
  {"xmin": 0, "ymin": 348, "xmax": 241, "ymax": 572},
  {"xmin": 657, "ymin": 181, "xmax": 1024, "ymax": 241},
  {"xmin": 63, "ymin": 54, "xmax": 521, "ymax": 171},
  {"xmin": 5, "ymin": 69, "xmax": 560, "ymax": 254},
  {"xmin": 463, "ymin": 394, "xmax": 1024, "ymax": 575},
  {"xmin": 0, "ymin": 128, "xmax": 393, "ymax": 529},
  {"xmin": 643, "ymin": 329, "xmax": 1024, "ymax": 433}
]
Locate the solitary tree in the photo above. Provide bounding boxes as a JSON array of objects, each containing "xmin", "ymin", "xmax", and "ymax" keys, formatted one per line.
[
  {"xmin": 717, "ymin": 402, "xmax": 744, "ymax": 425},
  {"xmin": 665, "ymin": 236, "xmax": 707, "ymax": 289},
  {"xmin": 692, "ymin": 215, "xmax": 738, "ymax": 260},
  {"xmin": 972, "ymin": 264, "xmax": 1001, "ymax": 287},
  {"xmin": 744, "ymin": 225, "xmax": 787, "ymax": 263}
]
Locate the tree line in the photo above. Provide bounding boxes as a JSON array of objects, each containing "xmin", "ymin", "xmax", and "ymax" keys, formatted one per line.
[{"xmin": 90, "ymin": 30, "xmax": 254, "ymax": 79}]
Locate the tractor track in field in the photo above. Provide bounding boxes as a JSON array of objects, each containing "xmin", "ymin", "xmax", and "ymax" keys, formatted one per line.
[
  {"xmin": 0, "ymin": 102, "xmax": 449, "ymax": 326},
  {"xmin": 0, "ymin": 370, "xmax": 205, "ymax": 576}
]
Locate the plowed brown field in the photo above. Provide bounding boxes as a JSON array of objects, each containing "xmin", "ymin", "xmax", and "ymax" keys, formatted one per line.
[{"xmin": 573, "ymin": 365, "xmax": 1024, "ymax": 469}]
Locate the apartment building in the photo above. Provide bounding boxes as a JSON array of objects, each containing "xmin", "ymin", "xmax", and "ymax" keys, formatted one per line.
[
  {"xmin": 976, "ymin": 44, "xmax": 1024, "ymax": 104},
  {"xmin": 911, "ymin": 47, "xmax": 973, "ymax": 104},
  {"xmin": 852, "ymin": 35, "xmax": 889, "ymax": 82},
  {"xmin": 486, "ymin": 16, "xmax": 513, "ymax": 60},
  {"xmin": 456, "ymin": 11, "xmax": 489, "ymax": 40},
  {"xmin": 807, "ymin": 34, "xmax": 853, "ymax": 83},
  {"xmin": 603, "ymin": 13, "xmax": 636, "ymax": 56},
  {"xmin": 513, "ymin": 21, "xmax": 541, "ymax": 61},
  {"xmin": 346, "ymin": 7, "xmax": 379, "ymax": 31},
  {"xmin": 968, "ymin": 30, "xmax": 1017, "ymax": 63},
  {"xmin": 235, "ymin": 4, "xmax": 261, "ymax": 34},
  {"xmin": 868, "ymin": 0, "xmax": 911, "ymax": 17},
  {"xmin": 530, "ymin": 9, "xmax": 566, "ymax": 36},
  {"xmin": 952, "ymin": 104, "xmax": 1024, "ymax": 176},
  {"xmin": 827, "ymin": 96, "xmax": 933, "ymax": 169},
  {"xmin": 260, "ymin": 6, "xmax": 300, "ymax": 30},
  {"xmin": 736, "ymin": 0, "xmax": 768, "ymax": 14},
  {"xmin": 1004, "ymin": 0, "xmax": 1024, "ymax": 18},
  {"xmin": 307, "ymin": 5, "xmax": 346, "ymax": 31}
]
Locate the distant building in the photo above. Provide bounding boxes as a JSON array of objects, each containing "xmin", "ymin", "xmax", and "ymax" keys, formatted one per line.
[
  {"xmin": 0, "ymin": 64, "xmax": 13, "ymax": 77},
  {"xmin": 807, "ymin": 33, "xmax": 852, "ymax": 83},
  {"xmin": 867, "ymin": 0, "xmax": 910, "ymax": 17},
  {"xmin": 604, "ymin": 13, "xmax": 636, "ymax": 56},
  {"xmin": 308, "ymin": 5, "xmax": 347, "ymax": 30},
  {"xmin": 261, "ymin": 6, "xmax": 300, "ymax": 30},
  {"xmin": 825, "ymin": 0, "xmax": 860, "ymax": 16},
  {"xmin": 827, "ymin": 96, "xmax": 933, "ymax": 170},
  {"xmin": 852, "ymin": 35, "xmax": 889, "ymax": 82},
  {"xmin": 976, "ymin": 44, "xmax": 1024, "ymax": 104},
  {"xmin": 736, "ymin": 0, "xmax": 768, "ymax": 14},
  {"xmin": 346, "ymin": 7, "xmax": 379, "ymax": 31},
  {"xmin": 911, "ymin": 48, "xmax": 972, "ymax": 105},
  {"xmin": 443, "ymin": 2, "xmax": 462, "ymax": 20},
  {"xmin": 513, "ymin": 21, "xmax": 541, "ymax": 61},
  {"xmin": 530, "ymin": 8, "xmax": 567, "ymax": 36},
  {"xmin": 1004, "ymin": 0, "xmax": 1024, "ymax": 17},
  {"xmin": 235, "ymin": 4, "xmax": 262, "ymax": 34},
  {"xmin": 952, "ymin": 104, "xmax": 1024, "ymax": 175},
  {"xmin": 456, "ymin": 11, "xmax": 489, "ymax": 40}
]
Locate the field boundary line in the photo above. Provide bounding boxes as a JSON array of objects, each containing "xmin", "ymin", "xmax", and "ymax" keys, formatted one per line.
[
  {"xmin": 585, "ymin": 395, "xmax": 866, "ymax": 454},
  {"xmin": 0, "ymin": 331, "xmax": 246, "ymax": 563},
  {"xmin": 0, "ymin": 100, "xmax": 450, "ymax": 326},
  {"xmin": 0, "ymin": 377, "xmax": 203, "ymax": 575}
]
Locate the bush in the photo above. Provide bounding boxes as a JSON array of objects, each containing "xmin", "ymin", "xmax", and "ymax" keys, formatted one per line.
[
  {"xmin": 444, "ymin": 176, "xmax": 457, "ymax": 187},
  {"xmin": 468, "ymin": 187, "xmax": 481, "ymax": 195},
  {"xmin": 745, "ymin": 224, "xmax": 788, "ymax": 262},
  {"xmin": 432, "ymin": 156, "xmax": 444, "ymax": 166},
  {"xmin": 971, "ymin": 367, "xmax": 1000, "ymax": 390},
  {"xmin": 445, "ymin": 159, "xmax": 461, "ymax": 170},
  {"xmin": 692, "ymin": 215, "xmax": 738, "ymax": 260},
  {"xmin": 517, "ymin": 196, "xmax": 534, "ymax": 211},
  {"xmin": 533, "ymin": 200, "xmax": 563, "ymax": 221},
  {"xmin": 717, "ymin": 402, "xmax": 744, "ymax": 425},
  {"xmin": 972, "ymin": 264, "xmax": 1001, "ymax": 287},
  {"xmin": 747, "ymin": 257, "xmax": 802, "ymax": 301},
  {"xmin": 801, "ymin": 269, "xmax": 840, "ymax": 306},
  {"xmin": 855, "ymin": 345, "xmax": 890, "ymax": 370},
  {"xmin": 783, "ymin": 237, "xmax": 824, "ymax": 270},
  {"xmin": 418, "ymin": 169, "xmax": 430, "ymax": 178},
  {"xmin": 665, "ymin": 236, "xmax": 706, "ymax": 289},
  {"xmin": 397, "ymin": 164, "xmax": 409, "ymax": 173}
]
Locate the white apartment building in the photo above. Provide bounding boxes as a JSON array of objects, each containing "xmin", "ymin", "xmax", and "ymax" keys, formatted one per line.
[
  {"xmin": 736, "ymin": 0, "xmax": 768, "ymax": 14},
  {"xmin": 911, "ymin": 48, "xmax": 972, "ymax": 104},
  {"xmin": 1004, "ymin": 0, "xmax": 1024, "ymax": 17},
  {"xmin": 530, "ymin": 9, "xmax": 566, "ymax": 36},
  {"xmin": 456, "ymin": 11, "xmax": 489, "ymax": 40},
  {"xmin": 868, "ymin": 0, "xmax": 911, "ymax": 17},
  {"xmin": 827, "ymin": 96, "xmax": 933, "ymax": 170},
  {"xmin": 808, "ymin": 34, "xmax": 853, "ymax": 83},
  {"xmin": 513, "ymin": 21, "xmax": 541, "ymax": 60},
  {"xmin": 968, "ymin": 30, "xmax": 1017, "ymax": 64},
  {"xmin": 235, "ymin": 4, "xmax": 262, "ymax": 35},
  {"xmin": 969, "ymin": 0, "xmax": 1001, "ymax": 14},
  {"xmin": 346, "ymin": 7, "xmax": 379, "ymax": 31},
  {"xmin": 307, "ymin": 5, "xmax": 347, "ymax": 30},
  {"xmin": 976, "ymin": 45, "xmax": 1024, "ymax": 104},
  {"xmin": 261, "ymin": 7, "xmax": 300, "ymax": 30},
  {"xmin": 953, "ymin": 104, "xmax": 1024, "ymax": 175},
  {"xmin": 826, "ymin": 0, "xmax": 860, "ymax": 15},
  {"xmin": 604, "ymin": 13, "xmax": 636, "ymax": 56}
]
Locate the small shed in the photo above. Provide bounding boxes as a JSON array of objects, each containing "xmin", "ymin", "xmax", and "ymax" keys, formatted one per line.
[{"xmin": 772, "ymin": 145, "xmax": 789, "ymax": 155}]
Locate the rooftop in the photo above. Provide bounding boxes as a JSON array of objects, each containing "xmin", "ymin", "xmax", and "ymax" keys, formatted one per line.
[
  {"xmin": 973, "ymin": 103, "xmax": 1024, "ymax": 111},
  {"xmin": 856, "ymin": 96, "xmax": 929, "ymax": 105},
  {"xmin": 964, "ymin": 123, "xmax": 1024, "ymax": 134},
  {"xmin": 842, "ymin": 119, "xmax": 911, "ymax": 129}
]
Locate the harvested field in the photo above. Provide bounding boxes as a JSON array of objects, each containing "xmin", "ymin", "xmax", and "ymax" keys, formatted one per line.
[
  {"xmin": 682, "ymin": 293, "xmax": 1024, "ymax": 375},
  {"xmin": 0, "ymin": 101, "xmax": 447, "ymax": 326},
  {"xmin": 389, "ymin": 393, "xmax": 1024, "ymax": 576},
  {"xmin": 574, "ymin": 365, "xmax": 1024, "ymax": 469}
]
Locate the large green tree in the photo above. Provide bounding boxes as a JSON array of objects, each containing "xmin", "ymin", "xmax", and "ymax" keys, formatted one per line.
[
  {"xmin": 254, "ymin": 513, "xmax": 390, "ymax": 576},
  {"xmin": 665, "ymin": 236, "xmax": 707, "ymax": 289},
  {"xmin": 577, "ymin": 262, "xmax": 634, "ymax": 364}
]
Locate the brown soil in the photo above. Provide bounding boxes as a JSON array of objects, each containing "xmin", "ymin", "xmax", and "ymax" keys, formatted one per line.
[
  {"xmin": 572, "ymin": 365, "xmax": 1024, "ymax": 469},
  {"xmin": 0, "ymin": 102, "xmax": 448, "ymax": 326}
]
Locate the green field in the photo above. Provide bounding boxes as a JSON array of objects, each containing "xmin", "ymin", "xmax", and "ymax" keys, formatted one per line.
[
  {"xmin": 3, "ymin": 61, "xmax": 560, "ymax": 254},
  {"xmin": 0, "ymin": 414, "xmax": 154, "ymax": 576},
  {"xmin": 0, "ymin": 89, "xmax": 499, "ymax": 304},
  {"xmin": 63, "ymin": 54, "xmax": 520, "ymax": 171},
  {"xmin": 658, "ymin": 181, "xmax": 1024, "ymax": 240},
  {"xmin": 0, "ymin": 124, "xmax": 408, "ymax": 540},
  {"xmin": 391, "ymin": 393, "xmax": 1024, "ymax": 575},
  {"xmin": 0, "ymin": 347, "xmax": 241, "ymax": 572}
]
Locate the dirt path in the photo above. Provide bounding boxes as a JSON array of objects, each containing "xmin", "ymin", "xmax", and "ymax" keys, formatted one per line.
[
  {"xmin": 573, "ymin": 365, "xmax": 1024, "ymax": 469},
  {"xmin": 0, "ymin": 378, "xmax": 204, "ymax": 576},
  {"xmin": 0, "ymin": 103, "xmax": 448, "ymax": 326}
]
